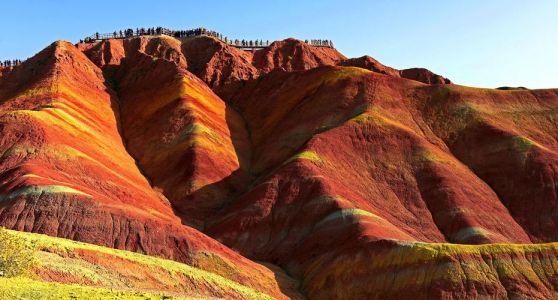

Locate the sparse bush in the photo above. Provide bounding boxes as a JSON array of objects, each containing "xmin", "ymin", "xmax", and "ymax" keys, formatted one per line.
[{"xmin": 0, "ymin": 227, "xmax": 36, "ymax": 277}]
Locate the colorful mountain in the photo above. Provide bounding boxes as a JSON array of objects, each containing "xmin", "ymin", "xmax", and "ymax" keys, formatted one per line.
[{"xmin": 1, "ymin": 33, "xmax": 557, "ymax": 299}]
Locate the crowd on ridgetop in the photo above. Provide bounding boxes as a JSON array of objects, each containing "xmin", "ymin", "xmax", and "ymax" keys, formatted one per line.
[
  {"xmin": 80, "ymin": 27, "xmax": 335, "ymax": 49},
  {"xmin": 1, "ymin": 27, "xmax": 335, "ymax": 69},
  {"xmin": 0, "ymin": 59, "xmax": 22, "ymax": 67},
  {"xmin": 81, "ymin": 27, "xmax": 173, "ymax": 42},
  {"xmin": 306, "ymin": 39, "xmax": 334, "ymax": 47}
]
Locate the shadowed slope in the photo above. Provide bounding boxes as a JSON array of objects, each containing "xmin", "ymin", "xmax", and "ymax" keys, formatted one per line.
[
  {"xmin": 82, "ymin": 36, "xmax": 255, "ymax": 230},
  {"xmin": 115, "ymin": 44, "xmax": 252, "ymax": 228}
]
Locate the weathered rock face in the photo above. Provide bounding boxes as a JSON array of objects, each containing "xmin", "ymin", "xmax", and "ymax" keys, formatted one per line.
[
  {"xmin": 400, "ymin": 67, "xmax": 451, "ymax": 84},
  {"xmin": 2, "ymin": 34, "xmax": 558, "ymax": 299},
  {"xmin": 181, "ymin": 35, "xmax": 259, "ymax": 93}
]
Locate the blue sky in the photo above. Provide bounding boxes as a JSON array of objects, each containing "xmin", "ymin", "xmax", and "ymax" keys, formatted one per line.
[{"xmin": 1, "ymin": 0, "xmax": 556, "ymax": 88}]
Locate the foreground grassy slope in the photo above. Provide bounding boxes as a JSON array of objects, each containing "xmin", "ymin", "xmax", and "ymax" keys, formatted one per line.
[
  {"xmin": 0, "ymin": 278, "xmax": 176, "ymax": 300},
  {"xmin": 0, "ymin": 229, "xmax": 273, "ymax": 300}
]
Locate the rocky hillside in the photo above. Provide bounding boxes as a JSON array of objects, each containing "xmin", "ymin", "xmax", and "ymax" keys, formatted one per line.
[{"xmin": 1, "ymin": 34, "xmax": 558, "ymax": 299}]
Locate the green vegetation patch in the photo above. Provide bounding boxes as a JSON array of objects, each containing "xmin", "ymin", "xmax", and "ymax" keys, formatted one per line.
[
  {"xmin": 170, "ymin": 123, "xmax": 222, "ymax": 146},
  {"xmin": 0, "ymin": 227, "xmax": 36, "ymax": 278},
  {"xmin": 451, "ymin": 227, "xmax": 491, "ymax": 242},
  {"xmin": 38, "ymin": 251, "xmax": 114, "ymax": 286},
  {"xmin": 512, "ymin": 136, "xmax": 537, "ymax": 152},
  {"xmin": 284, "ymin": 150, "xmax": 323, "ymax": 166},
  {"xmin": 0, "ymin": 185, "xmax": 91, "ymax": 202},
  {"xmin": 0, "ymin": 277, "xmax": 176, "ymax": 300},
  {"xmin": 414, "ymin": 148, "xmax": 461, "ymax": 169},
  {"xmin": 452, "ymin": 103, "xmax": 478, "ymax": 118},
  {"xmin": 316, "ymin": 208, "xmax": 380, "ymax": 227}
]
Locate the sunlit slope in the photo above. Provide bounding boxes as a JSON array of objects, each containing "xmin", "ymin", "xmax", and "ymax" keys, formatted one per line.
[{"xmin": 0, "ymin": 41, "xmax": 180, "ymax": 245}]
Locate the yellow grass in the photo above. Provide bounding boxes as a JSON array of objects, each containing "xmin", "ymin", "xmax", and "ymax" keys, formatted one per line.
[{"xmin": 0, "ymin": 229, "xmax": 274, "ymax": 300}]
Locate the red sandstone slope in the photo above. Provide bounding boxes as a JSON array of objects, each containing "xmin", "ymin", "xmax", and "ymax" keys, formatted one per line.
[
  {"xmin": 181, "ymin": 35, "xmax": 259, "ymax": 92},
  {"xmin": 209, "ymin": 67, "xmax": 531, "ymax": 245},
  {"xmin": 0, "ymin": 40, "xmax": 298, "ymax": 300},
  {"xmin": 206, "ymin": 67, "xmax": 558, "ymax": 298}
]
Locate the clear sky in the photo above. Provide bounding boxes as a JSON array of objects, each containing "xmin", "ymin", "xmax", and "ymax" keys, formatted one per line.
[{"xmin": 1, "ymin": 0, "xmax": 556, "ymax": 88}]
